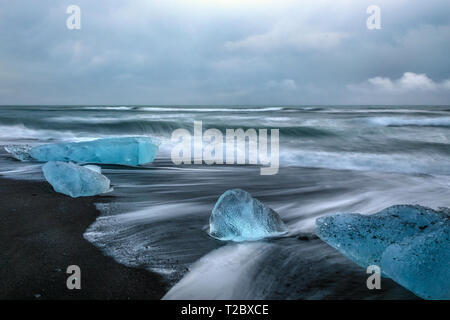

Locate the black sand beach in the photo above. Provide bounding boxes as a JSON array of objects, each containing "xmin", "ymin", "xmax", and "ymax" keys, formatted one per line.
[{"xmin": 0, "ymin": 177, "xmax": 167, "ymax": 300}]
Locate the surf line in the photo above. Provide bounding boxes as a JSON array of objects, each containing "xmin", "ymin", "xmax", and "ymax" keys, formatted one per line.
[{"xmin": 171, "ymin": 120, "xmax": 279, "ymax": 175}]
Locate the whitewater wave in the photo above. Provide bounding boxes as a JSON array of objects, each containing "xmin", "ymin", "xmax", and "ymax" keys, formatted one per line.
[
  {"xmin": 139, "ymin": 107, "xmax": 285, "ymax": 112},
  {"xmin": 368, "ymin": 117, "xmax": 450, "ymax": 127},
  {"xmin": 1, "ymin": 123, "xmax": 448, "ymax": 176},
  {"xmin": 0, "ymin": 125, "xmax": 81, "ymax": 143},
  {"xmin": 41, "ymin": 116, "xmax": 334, "ymax": 139},
  {"xmin": 0, "ymin": 124, "xmax": 160, "ymax": 144},
  {"xmin": 82, "ymin": 106, "xmax": 134, "ymax": 111},
  {"xmin": 280, "ymin": 149, "xmax": 450, "ymax": 175}
]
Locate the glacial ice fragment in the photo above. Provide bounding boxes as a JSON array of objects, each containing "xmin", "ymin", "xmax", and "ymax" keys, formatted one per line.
[
  {"xmin": 42, "ymin": 161, "xmax": 112, "ymax": 198},
  {"xmin": 83, "ymin": 164, "xmax": 102, "ymax": 174},
  {"xmin": 315, "ymin": 205, "xmax": 446, "ymax": 267},
  {"xmin": 381, "ymin": 226, "xmax": 450, "ymax": 300},
  {"xmin": 4, "ymin": 145, "xmax": 34, "ymax": 161},
  {"xmin": 27, "ymin": 137, "xmax": 158, "ymax": 166},
  {"xmin": 316, "ymin": 205, "xmax": 450, "ymax": 299},
  {"xmin": 209, "ymin": 189, "xmax": 287, "ymax": 242}
]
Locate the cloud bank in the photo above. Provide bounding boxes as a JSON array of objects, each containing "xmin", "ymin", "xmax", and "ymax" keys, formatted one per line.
[
  {"xmin": 348, "ymin": 72, "xmax": 450, "ymax": 104},
  {"xmin": 0, "ymin": 0, "xmax": 449, "ymax": 105},
  {"xmin": 350, "ymin": 72, "xmax": 450, "ymax": 92}
]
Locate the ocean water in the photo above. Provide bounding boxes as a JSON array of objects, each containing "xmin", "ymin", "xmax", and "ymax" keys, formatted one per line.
[{"xmin": 1, "ymin": 105, "xmax": 449, "ymax": 299}]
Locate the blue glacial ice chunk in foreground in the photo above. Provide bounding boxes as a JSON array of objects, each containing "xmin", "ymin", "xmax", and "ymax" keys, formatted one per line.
[
  {"xmin": 381, "ymin": 226, "xmax": 450, "ymax": 300},
  {"xmin": 209, "ymin": 189, "xmax": 287, "ymax": 242},
  {"xmin": 315, "ymin": 205, "xmax": 446, "ymax": 267},
  {"xmin": 42, "ymin": 161, "xmax": 112, "ymax": 198},
  {"xmin": 316, "ymin": 205, "xmax": 450, "ymax": 299},
  {"xmin": 29, "ymin": 137, "xmax": 159, "ymax": 166}
]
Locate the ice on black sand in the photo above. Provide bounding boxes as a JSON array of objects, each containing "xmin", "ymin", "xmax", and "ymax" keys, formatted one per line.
[
  {"xmin": 316, "ymin": 205, "xmax": 450, "ymax": 299},
  {"xmin": 209, "ymin": 189, "xmax": 287, "ymax": 242},
  {"xmin": 42, "ymin": 161, "xmax": 112, "ymax": 198},
  {"xmin": 5, "ymin": 136, "xmax": 159, "ymax": 166}
]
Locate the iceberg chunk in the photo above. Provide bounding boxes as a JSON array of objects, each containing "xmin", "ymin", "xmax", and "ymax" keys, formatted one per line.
[
  {"xmin": 4, "ymin": 145, "xmax": 34, "ymax": 161},
  {"xmin": 29, "ymin": 137, "xmax": 159, "ymax": 166},
  {"xmin": 316, "ymin": 205, "xmax": 450, "ymax": 299},
  {"xmin": 315, "ymin": 205, "xmax": 446, "ymax": 267},
  {"xmin": 381, "ymin": 226, "xmax": 450, "ymax": 300},
  {"xmin": 209, "ymin": 189, "xmax": 287, "ymax": 242},
  {"xmin": 42, "ymin": 161, "xmax": 112, "ymax": 198},
  {"xmin": 83, "ymin": 164, "xmax": 102, "ymax": 174}
]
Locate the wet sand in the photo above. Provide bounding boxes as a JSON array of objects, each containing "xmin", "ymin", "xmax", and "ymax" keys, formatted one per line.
[{"xmin": 0, "ymin": 177, "xmax": 167, "ymax": 300}]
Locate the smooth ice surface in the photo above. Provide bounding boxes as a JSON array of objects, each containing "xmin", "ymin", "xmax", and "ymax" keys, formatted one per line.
[
  {"xmin": 316, "ymin": 205, "xmax": 450, "ymax": 299},
  {"xmin": 381, "ymin": 226, "xmax": 450, "ymax": 300},
  {"xmin": 83, "ymin": 164, "xmax": 102, "ymax": 174},
  {"xmin": 316, "ymin": 205, "xmax": 446, "ymax": 267},
  {"xmin": 42, "ymin": 161, "xmax": 112, "ymax": 198},
  {"xmin": 209, "ymin": 189, "xmax": 287, "ymax": 242},
  {"xmin": 30, "ymin": 137, "xmax": 159, "ymax": 166}
]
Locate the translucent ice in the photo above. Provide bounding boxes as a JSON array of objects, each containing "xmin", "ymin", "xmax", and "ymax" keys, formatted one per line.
[
  {"xmin": 83, "ymin": 164, "xmax": 102, "ymax": 174},
  {"xmin": 22, "ymin": 137, "xmax": 158, "ymax": 166},
  {"xmin": 209, "ymin": 189, "xmax": 287, "ymax": 242},
  {"xmin": 42, "ymin": 161, "xmax": 112, "ymax": 198},
  {"xmin": 4, "ymin": 145, "xmax": 34, "ymax": 161},
  {"xmin": 381, "ymin": 226, "xmax": 450, "ymax": 300},
  {"xmin": 315, "ymin": 205, "xmax": 446, "ymax": 267},
  {"xmin": 316, "ymin": 205, "xmax": 450, "ymax": 299}
]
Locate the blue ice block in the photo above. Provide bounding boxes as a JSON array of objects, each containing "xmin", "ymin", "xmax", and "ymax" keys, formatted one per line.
[
  {"xmin": 315, "ymin": 205, "xmax": 446, "ymax": 267},
  {"xmin": 316, "ymin": 205, "xmax": 449, "ymax": 299},
  {"xmin": 209, "ymin": 189, "xmax": 287, "ymax": 242},
  {"xmin": 381, "ymin": 225, "xmax": 450, "ymax": 300},
  {"xmin": 30, "ymin": 137, "xmax": 159, "ymax": 166},
  {"xmin": 4, "ymin": 145, "xmax": 33, "ymax": 161},
  {"xmin": 42, "ymin": 161, "xmax": 112, "ymax": 198}
]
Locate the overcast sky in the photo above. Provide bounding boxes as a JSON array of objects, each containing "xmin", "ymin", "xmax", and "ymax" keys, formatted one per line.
[{"xmin": 1, "ymin": 0, "xmax": 449, "ymax": 105}]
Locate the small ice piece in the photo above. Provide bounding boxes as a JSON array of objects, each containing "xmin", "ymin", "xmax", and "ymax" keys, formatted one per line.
[
  {"xmin": 4, "ymin": 145, "xmax": 34, "ymax": 161},
  {"xmin": 209, "ymin": 189, "xmax": 287, "ymax": 242},
  {"xmin": 315, "ymin": 205, "xmax": 446, "ymax": 267},
  {"xmin": 42, "ymin": 161, "xmax": 112, "ymax": 198},
  {"xmin": 381, "ymin": 226, "xmax": 450, "ymax": 300},
  {"xmin": 30, "ymin": 137, "xmax": 159, "ymax": 166}
]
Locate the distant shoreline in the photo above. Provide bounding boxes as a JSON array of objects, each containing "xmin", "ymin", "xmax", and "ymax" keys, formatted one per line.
[{"xmin": 0, "ymin": 177, "xmax": 167, "ymax": 299}]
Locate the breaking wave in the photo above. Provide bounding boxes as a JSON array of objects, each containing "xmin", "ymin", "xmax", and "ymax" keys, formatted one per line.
[{"xmin": 369, "ymin": 117, "xmax": 450, "ymax": 127}]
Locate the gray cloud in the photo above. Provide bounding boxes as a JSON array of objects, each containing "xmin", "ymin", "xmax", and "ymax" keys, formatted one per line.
[
  {"xmin": 0, "ymin": 0, "xmax": 449, "ymax": 105},
  {"xmin": 350, "ymin": 72, "xmax": 450, "ymax": 92},
  {"xmin": 224, "ymin": 22, "xmax": 347, "ymax": 52},
  {"xmin": 346, "ymin": 72, "xmax": 450, "ymax": 105}
]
